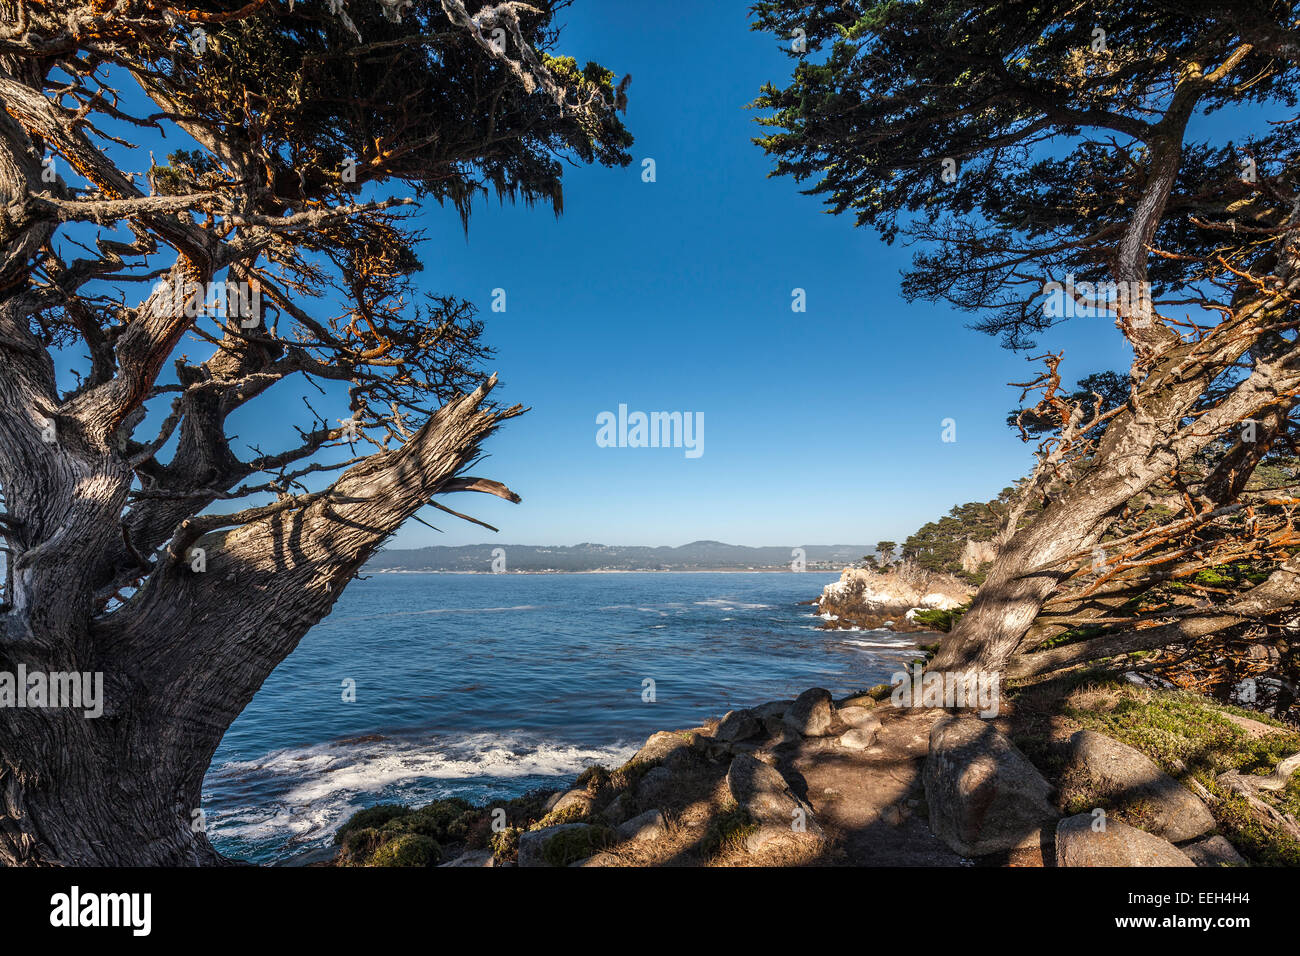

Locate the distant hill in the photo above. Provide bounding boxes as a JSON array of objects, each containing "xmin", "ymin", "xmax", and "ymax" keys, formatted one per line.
[{"xmin": 364, "ymin": 541, "xmax": 870, "ymax": 572}]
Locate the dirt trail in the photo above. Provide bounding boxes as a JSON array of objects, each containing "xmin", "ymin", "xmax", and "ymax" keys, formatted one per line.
[{"xmin": 772, "ymin": 708, "xmax": 967, "ymax": 865}]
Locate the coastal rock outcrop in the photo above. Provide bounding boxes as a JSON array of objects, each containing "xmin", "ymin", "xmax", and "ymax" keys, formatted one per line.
[
  {"xmin": 633, "ymin": 766, "xmax": 677, "ymax": 809},
  {"xmin": 837, "ymin": 705, "xmax": 882, "ymax": 733},
  {"xmin": 726, "ymin": 753, "xmax": 822, "ymax": 837},
  {"xmin": 616, "ymin": 809, "xmax": 667, "ymax": 843},
  {"xmin": 836, "ymin": 698, "xmax": 883, "ymax": 749},
  {"xmin": 1181, "ymin": 835, "xmax": 1247, "ymax": 867},
  {"xmin": 923, "ymin": 715, "xmax": 1060, "ymax": 857},
  {"xmin": 958, "ymin": 538, "xmax": 997, "ymax": 574},
  {"xmin": 1061, "ymin": 730, "xmax": 1215, "ymax": 842},
  {"xmin": 752, "ymin": 700, "xmax": 790, "ymax": 719},
  {"xmin": 716, "ymin": 709, "xmax": 761, "ymax": 742},
  {"xmin": 549, "ymin": 788, "xmax": 597, "ymax": 819},
  {"xmin": 518, "ymin": 823, "xmax": 614, "ymax": 867},
  {"xmin": 839, "ymin": 726, "xmax": 880, "ymax": 750},
  {"xmin": 815, "ymin": 566, "xmax": 971, "ymax": 632},
  {"xmin": 633, "ymin": 731, "xmax": 693, "ymax": 765},
  {"xmin": 1055, "ymin": 814, "xmax": 1195, "ymax": 867},
  {"xmin": 783, "ymin": 687, "xmax": 836, "ymax": 737}
]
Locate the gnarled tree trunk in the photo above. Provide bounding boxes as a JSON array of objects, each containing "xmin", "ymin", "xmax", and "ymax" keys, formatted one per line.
[
  {"xmin": 0, "ymin": 359, "xmax": 517, "ymax": 865},
  {"xmin": 0, "ymin": 0, "xmax": 627, "ymax": 866},
  {"xmin": 934, "ymin": 250, "xmax": 1300, "ymax": 674}
]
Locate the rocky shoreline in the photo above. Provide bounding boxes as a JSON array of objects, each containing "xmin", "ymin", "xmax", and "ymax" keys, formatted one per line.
[
  {"xmin": 308, "ymin": 667, "xmax": 1300, "ymax": 868},
  {"xmin": 813, "ymin": 565, "xmax": 971, "ymax": 632}
]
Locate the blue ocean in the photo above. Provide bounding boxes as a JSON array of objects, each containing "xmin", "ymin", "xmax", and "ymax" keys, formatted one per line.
[{"xmin": 202, "ymin": 572, "xmax": 926, "ymax": 863}]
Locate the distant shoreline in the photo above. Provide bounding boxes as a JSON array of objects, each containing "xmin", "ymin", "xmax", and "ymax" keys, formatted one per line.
[{"xmin": 365, "ymin": 568, "xmax": 846, "ymax": 575}]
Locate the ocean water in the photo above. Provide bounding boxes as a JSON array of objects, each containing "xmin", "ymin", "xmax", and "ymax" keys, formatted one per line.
[{"xmin": 202, "ymin": 571, "xmax": 926, "ymax": 863}]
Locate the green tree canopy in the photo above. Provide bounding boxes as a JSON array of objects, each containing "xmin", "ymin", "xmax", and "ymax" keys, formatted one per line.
[{"xmin": 750, "ymin": 0, "xmax": 1299, "ymax": 348}]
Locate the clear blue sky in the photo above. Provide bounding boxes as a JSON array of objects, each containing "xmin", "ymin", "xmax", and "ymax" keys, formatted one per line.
[
  {"xmin": 363, "ymin": 0, "xmax": 1135, "ymax": 548},
  {"xmin": 83, "ymin": 1, "xmax": 1155, "ymax": 549}
]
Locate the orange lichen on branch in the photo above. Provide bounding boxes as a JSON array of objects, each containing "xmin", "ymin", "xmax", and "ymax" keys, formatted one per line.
[{"xmin": 163, "ymin": 0, "xmax": 270, "ymax": 25}]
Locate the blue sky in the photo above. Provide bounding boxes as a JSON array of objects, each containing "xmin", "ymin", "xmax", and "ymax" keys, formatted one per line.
[
  {"xmin": 368, "ymin": 0, "xmax": 1136, "ymax": 548},
  {"xmin": 67, "ymin": 1, "xmax": 1169, "ymax": 549}
]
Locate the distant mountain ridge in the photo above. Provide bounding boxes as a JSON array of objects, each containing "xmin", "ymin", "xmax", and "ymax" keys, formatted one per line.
[{"xmin": 365, "ymin": 541, "xmax": 869, "ymax": 572}]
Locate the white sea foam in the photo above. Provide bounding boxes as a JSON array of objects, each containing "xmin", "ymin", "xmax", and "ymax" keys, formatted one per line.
[
  {"xmin": 693, "ymin": 598, "xmax": 773, "ymax": 610},
  {"xmin": 597, "ymin": 602, "xmax": 687, "ymax": 612},
  {"xmin": 205, "ymin": 732, "xmax": 638, "ymax": 852}
]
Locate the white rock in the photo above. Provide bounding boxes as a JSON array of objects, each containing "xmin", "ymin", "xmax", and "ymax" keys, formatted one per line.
[
  {"xmin": 839, "ymin": 727, "xmax": 878, "ymax": 750},
  {"xmin": 836, "ymin": 705, "xmax": 880, "ymax": 730}
]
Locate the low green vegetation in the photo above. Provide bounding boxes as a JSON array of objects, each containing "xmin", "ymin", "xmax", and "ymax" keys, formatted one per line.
[
  {"xmin": 334, "ymin": 803, "xmax": 410, "ymax": 843},
  {"xmin": 607, "ymin": 757, "xmax": 660, "ymax": 792},
  {"xmin": 908, "ymin": 606, "xmax": 968, "ymax": 633},
  {"xmin": 574, "ymin": 764, "xmax": 611, "ymax": 790},
  {"xmin": 1168, "ymin": 562, "xmax": 1272, "ymax": 591},
  {"xmin": 334, "ymin": 751, "xmax": 669, "ymax": 866},
  {"xmin": 540, "ymin": 825, "xmax": 616, "ymax": 866},
  {"xmin": 533, "ymin": 801, "xmax": 590, "ymax": 828},
  {"xmin": 370, "ymin": 833, "xmax": 440, "ymax": 867},
  {"xmin": 1012, "ymin": 673, "xmax": 1300, "ymax": 866},
  {"xmin": 489, "ymin": 827, "xmax": 521, "ymax": 863},
  {"xmin": 335, "ymin": 798, "xmax": 487, "ymax": 867},
  {"xmin": 703, "ymin": 802, "xmax": 758, "ymax": 856}
]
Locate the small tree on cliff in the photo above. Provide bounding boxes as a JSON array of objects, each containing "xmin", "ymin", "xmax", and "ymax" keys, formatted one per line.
[
  {"xmin": 0, "ymin": 0, "xmax": 630, "ymax": 864},
  {"xmin": 752, "ymin": 1, "xmax": 1300, "ymax": 675}
]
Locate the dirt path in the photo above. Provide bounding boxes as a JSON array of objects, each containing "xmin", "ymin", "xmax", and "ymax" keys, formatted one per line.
[{"xmin": 773, "ymin": 708, "xmax": 967, "ymax": 865}]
